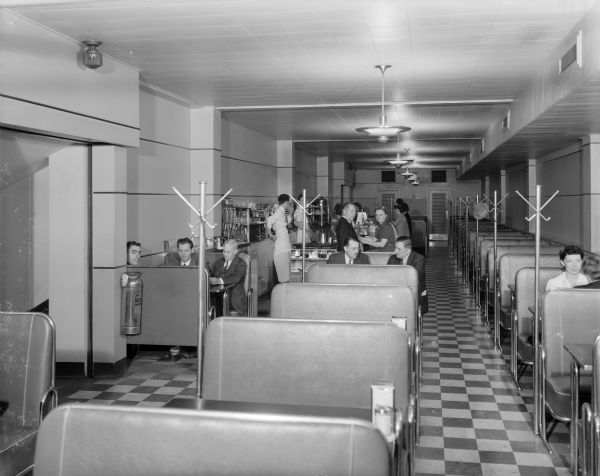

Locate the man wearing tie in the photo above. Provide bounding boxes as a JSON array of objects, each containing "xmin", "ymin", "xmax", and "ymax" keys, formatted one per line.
[
  {"xmin": 388, "ymin": 236, "xmax": 428, "ymax": 314},
  {"xmin": 163, "ymin": 237, "xmax": 199, "ymax": 266},
  {"xmin": 327, "ymin": 237, "xmax": 371, "ymax": 265},
  {"xmin": 209, "ymin": 239, "xmax": 248, "ymax": 315}
]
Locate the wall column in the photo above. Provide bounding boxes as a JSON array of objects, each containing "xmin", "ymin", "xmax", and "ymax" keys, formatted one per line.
[
  {"xmin": 49, "ymin": 145, "xmax": 90, "ymax": 373},
  {"xmin": 277, "ymin": 140, "xmax": 294, "ymax": 196},
  {"xmin": 329, "ymin": 160, "xmax": 346, "ymax": 206},
  {"xmin": 500, "ymin": 169, "xmax": 507, "ymax": 225},
  {"xmin": 581, "ymin": 135, "xmax": 600, "ymax": 253},
  {"xmin": 317, "ymin": 156, "xmax": 329, "ymax": 197},
  {"xmin": 191, "ymin": 107, "xmax": 222, "ymax": 238},
  {"xmin": 92, "ymin": 145, "xmax": 128, "ymax": 376}
]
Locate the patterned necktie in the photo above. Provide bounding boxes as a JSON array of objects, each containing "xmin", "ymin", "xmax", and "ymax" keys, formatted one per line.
[
  {"xmin": 399, "ymin": 258, "xmax": 404, "ymax": 265},
  {"xmin": 225, "ymin": 260, "xmax": 230, "ymax": 270}
]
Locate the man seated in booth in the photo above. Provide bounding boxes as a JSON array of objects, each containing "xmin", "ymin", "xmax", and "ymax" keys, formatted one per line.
[
  {"xmin": 163, "ymin": 237, "xmax": 198, "ymax": 266},
  {"xmin": 209, "ymin": 239, "xmax": 248, "ymax": 315},
  {"xmin": 327, "ymin": 236, "xmax": 371, "ymax": 265},
  {"xmin": 388, "ymin": 236, "xmax": 428, "ymax": 315},
  {"xmin": 127, "ymin": 241, "xmax": 142, "ymax": 265}
]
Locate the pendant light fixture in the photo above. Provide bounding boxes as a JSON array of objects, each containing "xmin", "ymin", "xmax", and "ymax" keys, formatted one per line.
[
  {"xmin": 356, "ymin": 65, "xmax": 411, "ymax": 143},
  {"xmin": 388, "ymin": 137, "xmax": 409, "ymax": 166}
]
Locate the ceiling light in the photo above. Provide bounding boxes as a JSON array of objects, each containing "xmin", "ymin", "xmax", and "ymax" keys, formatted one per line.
[
  {"xmin": 356, "ymin": 65, "xmax": 411, "ymax": 141},
  {"xmin": 82, "ymin": 40, "xmax": 103, "ymax": 69},
  {"xmin": 401, "ymin": 168, "xmax": 413, "ymax": 178}
]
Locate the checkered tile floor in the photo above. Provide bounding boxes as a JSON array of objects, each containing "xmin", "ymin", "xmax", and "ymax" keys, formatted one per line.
[
  {"xmin": 56, "ymin": 246, "xmax": 572, "ymax": 475},
  {"xmin": 415, "ymin": 247, "xmax": 570, "ymax": 476}
]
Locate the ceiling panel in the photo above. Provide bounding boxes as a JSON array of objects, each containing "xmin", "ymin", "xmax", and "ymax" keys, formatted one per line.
[{"xmin": 5, "ymin": 0, "xmax": 597, "ymax": 171}]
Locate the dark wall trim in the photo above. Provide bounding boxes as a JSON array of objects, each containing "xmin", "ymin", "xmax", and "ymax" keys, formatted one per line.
[
  {"xmin": 140, "ymin": 137, "xmax": 191, "ymax": 151},
  {"xmin": 221, "ymin": 154, "xmax": 278, "ymax": 169}
]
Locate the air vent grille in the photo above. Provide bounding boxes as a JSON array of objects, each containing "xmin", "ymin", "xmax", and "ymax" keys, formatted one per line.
[
  {"xmin": 560, "ymin": 44, "xmax": 577, "ymax": 73},
  {"xmin": 559, "ymin": 31, "xmax": 582, "ymax": 74},
  {"xmin": 502, "ymin": 110, "xmax": 510, "ymax": 131}
]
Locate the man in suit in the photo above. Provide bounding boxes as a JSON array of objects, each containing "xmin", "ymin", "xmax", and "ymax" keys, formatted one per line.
[
  {"xmin": 209, "ymin": 239, "xmax": 248, "ymax": 315},
  {"xmin": 163, "ymin": 237, "xmax": 199, "ymax": 266},
  {"xmin": 387, "ymin": 236, "xmax": 428, "ymax": 314},
  {"xmin": 327, "ymin": 237, "xmax": 371, "ymax": 265},
  {"xmin": 335, "ymin": 202, "xmax": 359, "ymax": 252}
]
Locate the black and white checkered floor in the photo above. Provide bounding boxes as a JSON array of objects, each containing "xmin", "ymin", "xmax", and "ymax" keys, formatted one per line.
[{"xmin": 57, "ymin": 246, "xmax": 572, "ymax": 476}]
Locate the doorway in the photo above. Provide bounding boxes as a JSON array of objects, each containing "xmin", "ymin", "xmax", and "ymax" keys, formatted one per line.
[
  {"xmin": 428, "ymin": 189, "xmax": 449, "ymax": 241},
  {"xmin": 380, "ymin": 192, "xmax": 396, "ymax": 214}
]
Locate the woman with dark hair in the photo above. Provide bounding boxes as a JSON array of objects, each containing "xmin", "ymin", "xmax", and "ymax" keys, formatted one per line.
[
  {"xmin": 577, "ymin": 255, "xmax": 600, "ymax": 288},
  {"xmin": 545, "ymin": 244, "xmax": 588, "ymax": 290},
  {"xmin": 399, "ymin": 202, "xmax": 412, "ymax": 237}
]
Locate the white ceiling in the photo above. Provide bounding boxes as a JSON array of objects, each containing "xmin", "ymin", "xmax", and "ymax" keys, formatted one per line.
[{"xmin": 4, "ymin": 0, "xmax": 598, "ymax": 170}]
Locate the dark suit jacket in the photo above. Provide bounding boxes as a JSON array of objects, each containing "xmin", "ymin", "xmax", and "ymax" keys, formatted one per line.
[
  {"xmin": 163, "ymin": 252, "xmax": 199, "ymax": 266},
  {"xmin": 335, "ymin": 217, "xmax": 359, "ymax": 252},
  {"xmin": 577, "ymin": 280, "xmax": 600, "ymax": 289},
  {"xmin": 209, "ymin": 255, "xmax": 247, "ymax": 315},
  {"xmin": 388, "ymin": 251, "xmax": 428, "ymax": 314},
  {"xmin": 327, "ymin": 252, "xmax": 371, "ymax": 265}
]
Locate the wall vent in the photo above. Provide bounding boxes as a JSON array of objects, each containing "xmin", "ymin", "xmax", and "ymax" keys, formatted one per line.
[
  {"xmin": 502, "ymin": 110, "xmax": 510, "ymax": 131},
  {"xmin": 559, "ymin": 30, "xmax": 582, "ymax": 74}
]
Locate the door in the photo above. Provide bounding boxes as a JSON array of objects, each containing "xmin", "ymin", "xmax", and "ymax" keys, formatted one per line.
[
  {"xmin": 428, "ymin": 189, "xmax": 449, "ymax": 240},
  {"xmin": 380, "ymin": 192, "xmax": 396, "ymax": 214}
]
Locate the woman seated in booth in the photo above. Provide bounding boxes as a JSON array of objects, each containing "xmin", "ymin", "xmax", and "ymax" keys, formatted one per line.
[
  {"xmin": 577, "ymin": 255, "xmax": 600, "ymax": 288},
  {"xmin": 359, "ymin": 207, "xmax": 395, "ymax": 252},
  {"xmin": 545, "ymin": 244, "xmax": 589, "ymax": 290}
]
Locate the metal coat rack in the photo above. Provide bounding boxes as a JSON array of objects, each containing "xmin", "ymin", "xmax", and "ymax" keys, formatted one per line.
[
  {"xmin": 459, "ymin": 196, "xmax": 473, "ymax": 283},
  {"xmin": 482, "ymin": 190, "xmax": 508, "ymax": 348},
  {"xmin": 173, "ymin": 182, "xmax": 233, "ymax": 397},
  {"xmin": 289, "ymin": 189, "xmax": 321, "ymax": 282},
  {"xmin": 473, "ymin": 194, "xmax": 490, "ymax": 303},
  {"xmin": 514, "ymin": 185, "xmax": 559, "ymax": 436}
]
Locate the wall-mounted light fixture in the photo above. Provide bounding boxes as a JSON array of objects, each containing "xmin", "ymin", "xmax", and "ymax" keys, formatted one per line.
[{"xmin": 82, "ymin": 40, "xmax": 103, "ymax": 69}]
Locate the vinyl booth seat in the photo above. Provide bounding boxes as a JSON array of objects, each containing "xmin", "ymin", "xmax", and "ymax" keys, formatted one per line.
[
  {"xmin": 0, "ymin": 312, "xmax": 57, "ymax": 476},
  {"xmin": 510, "ymin": 267, "xmax": 562, "ymax": 385},
  {"xmin": 363, "ymin": 251, "xmax": 395, "ymax": 265},
  {"xmin": 202, "ymin": 317, "xmax": 414, "ymax": 476},
  {"xmin": 496, "ymin": 251, "xmax": 562, "ymax": 329},
  {"xmin": 580, "ymin": 335, "xmax": 600, "ymax": 475},
  {"xmin": 306, "ymin": 263, "xmax": 419, "ymax": 308},
  {"xmin": 34, "ymin": 404, "xmax": 392, "ymax": 476},
  {"xmin": 271, "ymin": 282, "xmax": 416, "ymax": 339},
  {"xmin": 540, "ymin": 289, "xmax": 600, "ymax": 449}
]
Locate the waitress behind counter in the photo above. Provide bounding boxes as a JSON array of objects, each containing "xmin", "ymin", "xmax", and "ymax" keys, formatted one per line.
[{"xmin": 266, "ymin": 194, "xmax": 293, "ymax": 283}]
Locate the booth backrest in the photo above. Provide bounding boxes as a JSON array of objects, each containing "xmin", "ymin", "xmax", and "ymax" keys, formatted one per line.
[
  {"xmin": 306, "ymin": 263, "xmax": 419, "ymax": 305},
  {"xmin": 0, "ymin": 312, "xmax": 54, "ymax": 428},
  {"xmin": 542, "ymin": 289, "xmax": 600, "ymax": 379},
  {"xmin": 34, "ymin": 404, "xmax": 391, "ymax": 476},
  {"xmin": 497, "ymin": 253, "xmax": 562, "ymax": 307},
  {"xmin": 514, "ymin": 267, "xmax": 563, "ymax": 338},
  {"xmin": 127, "ymin": 267, "xmax": 199, "ymax": 346},
  {"xmin": 363, "ymin": 252, "xmax": 395, "ymax": 265},
  {"xmin": 479, "ymin": 238, "xmax": 542, "ymax": 275},
  {"xmin": 487, "ymin": 246, "xmax": 560, "ymax": 291},
  {"xmin": 203, "ymin": 317, "xmax": 411, "ymax": 413},
  {"xmin": 470, "ymin": 231, "xmax": 529, "ymax": 257},
  {"xmin": 271, "ymin": 283, "xmax": 416, "ymax": 339}
]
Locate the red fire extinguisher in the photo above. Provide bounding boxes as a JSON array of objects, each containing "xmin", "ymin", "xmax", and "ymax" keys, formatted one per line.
[{"xmin": 120, "ymin": 272, "xmax": 143, "ymax": 336}]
